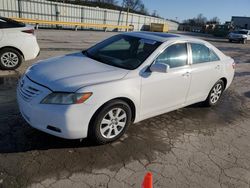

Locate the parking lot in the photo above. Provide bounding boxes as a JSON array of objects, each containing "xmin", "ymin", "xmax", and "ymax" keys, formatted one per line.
[{"xmin": 0, "ymin": 30, "xmax": 250, "ymax": 188}]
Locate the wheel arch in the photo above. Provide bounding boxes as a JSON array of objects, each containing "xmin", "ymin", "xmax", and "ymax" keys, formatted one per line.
[
  {"xmin": 88, "ymin": 97, "xmax": 136, "ymax": 134},
  {"xmin": 87, "ymin": 97, "xmax": 137, "ymax": 143},
  {"xmin": 0, "ymin": 46, "xmax": 24, "ymax": 59},
  {"xmin": 92, "ymin": 97, "xmax": 136, "ymax": 122},
  {"xmin": 220, "ymin": 77, "xmax": 227, "ymax": 89}
]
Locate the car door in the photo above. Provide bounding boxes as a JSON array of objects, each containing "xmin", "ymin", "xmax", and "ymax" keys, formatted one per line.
[
  {"xmin": 0, "ymin": 30, "xmax": 3, "ymax": 41},
  {"xmin": 185, "ymin": 43, "xmax": 222, "ymax": 104},
  {"xmin": 140, "ymin": 42, "xmax": 191, "ymax": 119}
]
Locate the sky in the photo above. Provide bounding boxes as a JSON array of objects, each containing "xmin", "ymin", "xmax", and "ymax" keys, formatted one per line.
[{"xmin": 119, "ymin": 0, "xmax": 250, "ymax": 23}]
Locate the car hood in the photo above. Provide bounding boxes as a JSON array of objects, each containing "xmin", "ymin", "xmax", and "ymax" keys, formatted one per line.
[{"xmin": 26, "ymin": 52, "xmax": 129, "ymax": 92}]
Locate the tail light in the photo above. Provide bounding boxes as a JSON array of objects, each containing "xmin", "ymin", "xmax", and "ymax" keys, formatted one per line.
[
  {"xmin": 232, "ymin": 62, "xmax": 236, "ymax": 69},
  {"xmin": 22, "ymin": 29, "xmax": 35, "ymax": 35}
]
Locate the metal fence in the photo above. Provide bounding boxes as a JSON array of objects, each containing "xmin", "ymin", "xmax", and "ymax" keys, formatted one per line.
[{"xmin": 0, "ymin": 0, "xmax": 179, "ymax": 31}]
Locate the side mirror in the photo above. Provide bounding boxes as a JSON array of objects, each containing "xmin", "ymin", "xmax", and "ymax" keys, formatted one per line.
[{"xmin": 150, "ymin": 62, "xmax": 170, "ymax": 73}]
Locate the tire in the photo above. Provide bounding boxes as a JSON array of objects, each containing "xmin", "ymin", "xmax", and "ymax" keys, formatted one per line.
[
  {"xmin": 242, "ymin": 38, "xmax": 247, "ymax": 44},
  {"xmin": 88, "ymin": 100, "xmax": 132, "ymax": 144},
  {"xmin": 229, "ymin": 39, "xmax": 232, "ymax": 43},
  {"xmin": 0, "ymin": 48, "xmax": 23, "ymax": 70},
  {"xmin": 203, "ymin": 80, "xmax": 225, "ymax": 107}
]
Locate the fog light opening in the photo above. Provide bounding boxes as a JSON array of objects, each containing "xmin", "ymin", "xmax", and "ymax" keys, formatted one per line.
[{"xmin": 47, "ymin": 125, "xmax": 61, "ymax": 133}]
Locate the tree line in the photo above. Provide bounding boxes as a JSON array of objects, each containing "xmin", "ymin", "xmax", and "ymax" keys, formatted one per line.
[{"xmin": 183, "ymin": 14, "xmax": 220, "ymax": 26}]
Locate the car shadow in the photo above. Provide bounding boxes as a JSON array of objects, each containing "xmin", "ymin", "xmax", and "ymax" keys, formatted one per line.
[
  {"xmin": 0, "ymin": 88, "xmax": 247, "ymax": 154},
  {"xmin": 244, "ymin": 91, "xmax": 250, "ymax": 98}
]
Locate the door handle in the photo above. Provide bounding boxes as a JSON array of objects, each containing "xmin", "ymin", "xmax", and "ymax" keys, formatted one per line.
[
  {"xmin": 215, "ymin": 65, "xmax": 220, "ymax": 70},
  {"xmin": 182, "ymin": 72, "xmax": 191, "ymax": 77}
]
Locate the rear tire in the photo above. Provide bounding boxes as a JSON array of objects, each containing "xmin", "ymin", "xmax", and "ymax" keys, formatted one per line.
[
  {"xmin": 88, "ymin": 100, "xmax": 132, "ymax": 144},
  {"xmin": 229, "ymin": 39, "xmax": 232, "ymax": 43},
  {"xmin": 0, "ymin": 48, "xmax": 23, "ymax": 70},
  {"xmin": 203, "ymin": 80, "xmax": 225, "ymax": 107}
]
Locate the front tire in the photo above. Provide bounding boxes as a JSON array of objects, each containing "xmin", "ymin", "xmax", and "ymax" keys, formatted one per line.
[
  {"xmin": 242, "ymin": 38, "xmax": 247, "ymax": 44},
  {"xmin": 203, "ymin": 80, "xmax": 225, "ymax": 107},
  {"xmin": 89, "ymin": 100, "xmax": 132, "ymax": 144},
  {"xmin": 0, "ymin": 48, "xmax": 23, "ymax": 70}
]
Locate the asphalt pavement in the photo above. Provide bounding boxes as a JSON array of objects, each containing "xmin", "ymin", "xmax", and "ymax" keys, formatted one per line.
[{"xmin": 0, "ymin": 30, "xmax": 250, "ymax": 188}]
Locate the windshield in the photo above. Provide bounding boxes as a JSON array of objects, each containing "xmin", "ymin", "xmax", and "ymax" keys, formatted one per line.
[
  {"xmin": 85, "ymin": 34, "xmax": 162, "ymax": 70},
  {"xmin": 233, "ymin": 30, "xmax": 248, "ymax": 34}
]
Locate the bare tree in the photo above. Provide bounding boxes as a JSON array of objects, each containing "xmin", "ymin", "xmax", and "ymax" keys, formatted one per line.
[
  {"xmin": 151, "ymin": 10, "xmax": 159, "ymax": 17},
  {"xmin": 138, "ymin": 3, "xmax": 148, "ymax": 15},
  {"xmin": 123, "ymin": 0, "xmax": 147, "ymax": 12},
  {"xmin": 183, "ymin": 14, "xmax": 208, "ymax": 26},
  {"xmin": 209, "ymin": 17, "xmax": 220, "ymax": 24},
  {"xmin": 196, "ymin": 13, "xmax": 207, "ymax": 26}
]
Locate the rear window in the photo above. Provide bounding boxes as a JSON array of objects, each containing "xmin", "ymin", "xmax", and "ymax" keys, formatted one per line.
[
  {"xmin": 0, "ymin": 17, "xmax": 25, "ymax": 29},
  {"xmin": 190, "ymin": 43, "xmax": 220, "ymax": 64}
]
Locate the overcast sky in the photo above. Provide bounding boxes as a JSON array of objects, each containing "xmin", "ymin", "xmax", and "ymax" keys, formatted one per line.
[{"xmin": 118, "ymin": 0, "xmax": 250, "ymax": 23}]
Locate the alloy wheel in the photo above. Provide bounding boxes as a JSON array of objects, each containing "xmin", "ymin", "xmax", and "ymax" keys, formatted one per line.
[
  {"xmin": 210, "ymin": 83, "xmax": 223, "ymax": 104},
  {"xmin": 100, "ymin": 108, "xmax": 127, "ymax": 139},
  {"xmin": 1, "ymin": 52, "xmax": 19, "ymax": 68}
]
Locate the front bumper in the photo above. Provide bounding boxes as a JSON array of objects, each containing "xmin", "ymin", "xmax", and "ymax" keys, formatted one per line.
[{"xmin": 17, "ymin": 76, "xmax": 93, "ymax": 139}]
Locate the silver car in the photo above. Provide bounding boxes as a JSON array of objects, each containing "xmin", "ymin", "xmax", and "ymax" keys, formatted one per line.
[{"xmin": 228, "ymin": 29, "xmax": 250, "ymax": 44}]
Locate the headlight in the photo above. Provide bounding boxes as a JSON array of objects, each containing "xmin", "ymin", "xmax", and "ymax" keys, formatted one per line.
[{"xmin": 41, "ymin": 92, "xmax": 92, "ymax": 105}]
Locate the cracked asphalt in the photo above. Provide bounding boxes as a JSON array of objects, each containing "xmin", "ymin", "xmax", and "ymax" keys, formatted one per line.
[{"xmin": 0, "ymin": 30, "xmax": 250, "ymax": 188}]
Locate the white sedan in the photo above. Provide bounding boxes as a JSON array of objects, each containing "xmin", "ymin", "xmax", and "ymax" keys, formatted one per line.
[
  {"xmin": 0, "ymin": 17, "xmax": 40, "ymax": 70},
  {"xmin": 17, "ymin": 32, "xmax": 235, "ymax": 144}
]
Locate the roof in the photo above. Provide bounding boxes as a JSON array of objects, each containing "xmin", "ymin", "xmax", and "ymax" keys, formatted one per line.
[
  {"xmin": 232, "ymin": 16, "xmax": 250, "ymax": 19},
  {"xmin": 123, "ymin": 31, "xmax": 181, "ymax": 42}
]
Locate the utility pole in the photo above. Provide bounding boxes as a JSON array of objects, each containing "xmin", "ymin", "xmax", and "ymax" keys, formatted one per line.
[
  {"xmin": 125, "ymin": 5, "xmax": 130, "ymax": 32},
  {"xmin": 17, "ymin": 0, "xmax": 22, "ymax": 18}
]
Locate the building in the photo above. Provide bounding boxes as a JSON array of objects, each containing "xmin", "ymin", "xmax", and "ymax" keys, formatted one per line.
[{"xmin": 231, "ymin": 16, "xmax": 250, "ymax": 30}]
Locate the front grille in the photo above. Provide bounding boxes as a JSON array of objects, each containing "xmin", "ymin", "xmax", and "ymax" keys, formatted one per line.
[{"xmin": 19, "ymin": 84, "xmax": 41, "ymax": 102}]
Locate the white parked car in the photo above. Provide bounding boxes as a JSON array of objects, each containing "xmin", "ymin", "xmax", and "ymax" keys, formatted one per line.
[
  {"xmin": 17, "ymin": 32, "xmax": 235, "ymax": 144},
  {"xmin": 0, "ymin": 17, "xmax": 40, "ymax": 70}
]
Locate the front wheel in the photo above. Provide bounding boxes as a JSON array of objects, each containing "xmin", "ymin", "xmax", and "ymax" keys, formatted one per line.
[
  {"xmin": 89, "ymin": 100, "xmax": 132, "ymax": 144},
  {"xmin": 203, "ymin": 80, "xmax": 225, "ymax": 107},
  {"xmin": 242, "ymin": 38, "xmax": 247, "ymax": 44}
]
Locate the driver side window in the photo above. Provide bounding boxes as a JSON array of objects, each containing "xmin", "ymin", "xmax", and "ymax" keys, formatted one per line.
[{"xmin": 155, "ymin": 43, "xmax": 188, "ymax": 68}]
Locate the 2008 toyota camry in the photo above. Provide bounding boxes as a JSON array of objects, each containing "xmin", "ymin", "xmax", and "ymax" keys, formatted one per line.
[{"xmin": 17, "ymin": 32, "xmax": 235, "ymax": 144}]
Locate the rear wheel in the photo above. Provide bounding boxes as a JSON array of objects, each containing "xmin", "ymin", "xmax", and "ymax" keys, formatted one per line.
[
  {"xmin": 203, "ymin": 80, "xmax": 224, "ymax": 107},
  {"xmin": 89, "ymin": 100, "xmax": 132, "ymax": 144},
  {"xmin": 0, "ymin": 48, "xmax": 23, "ymax": 70},
  {"xmin": 229, "ymin": 39, "xmax": 232, "ymax": 43}
]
